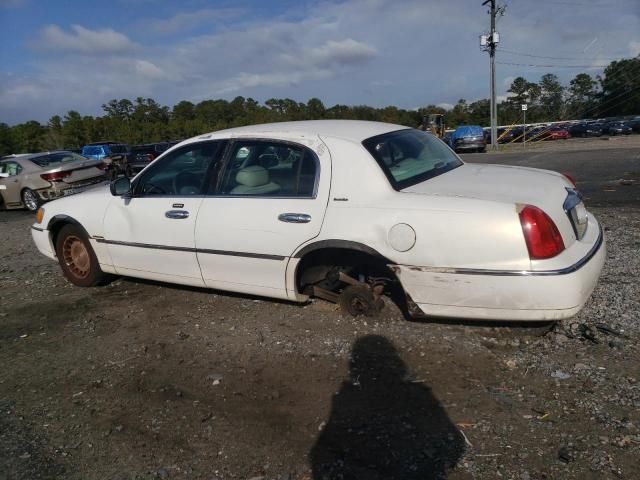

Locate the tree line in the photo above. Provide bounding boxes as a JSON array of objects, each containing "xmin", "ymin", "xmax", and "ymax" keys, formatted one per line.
[{"xmin": 0, "ymin": 57, "xmax": 637, "ymax": 156}]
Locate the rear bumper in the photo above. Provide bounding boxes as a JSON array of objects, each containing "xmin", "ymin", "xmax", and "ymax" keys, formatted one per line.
[
  {"xmin": 454, "ymin": 141, "xmax": 486, "ymax": 151},
  {"xmin": 393, "ymin": 224, "xmax": 606, "ymax": 322},
  {"xmin": 35, "ymin": 177, "xmax": 107, "ymax": 201}
]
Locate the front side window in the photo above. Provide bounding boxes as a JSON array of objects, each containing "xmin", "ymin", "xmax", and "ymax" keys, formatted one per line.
[
  {"xmin": 134, "ymin": 141, "xmax": 224, "ymax": 196},
  {"xmin": 362, "ymin": 129, "xmax": 463, "ymax": 190},
  {"xmin": 218, "ymin": 141, "xmax": 318, "ymax": 197}
]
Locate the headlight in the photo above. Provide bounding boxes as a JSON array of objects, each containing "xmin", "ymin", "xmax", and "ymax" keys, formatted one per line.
[{"xmin": 36, "ymin": 207, "xmax": 45, "ymax": 224}]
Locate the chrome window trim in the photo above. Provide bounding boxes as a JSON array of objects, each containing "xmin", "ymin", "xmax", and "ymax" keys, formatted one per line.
[{"xmin": 395, "ymin": 223, "xmax": 603, "ymax": 277}]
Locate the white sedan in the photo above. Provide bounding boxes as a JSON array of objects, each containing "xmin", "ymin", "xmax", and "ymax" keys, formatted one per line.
[{"xmin": 31, "ymin": 120, "xmax": 605, "ymax": 321}]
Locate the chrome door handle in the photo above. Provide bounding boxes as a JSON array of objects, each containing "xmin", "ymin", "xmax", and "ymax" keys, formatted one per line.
[
  {"xmin": 278, "ymin": 213, "xmax": 311, "ymax": 223},
  {"xmin": 165, "ymin": 210, "xmax": 190, "ymax": 219}
]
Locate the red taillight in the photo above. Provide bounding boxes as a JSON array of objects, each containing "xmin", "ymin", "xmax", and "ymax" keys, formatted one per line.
[
  {"xmin": 562, "ymin": 173, "xmax": 576, "ymax": 187},
  {"xmin": 519, "ymin": 205, "xmax": 565, "ymax": 260},
  {"xmin": 40, "ymin": 171, "xmax": 71, "ymax": 182}
]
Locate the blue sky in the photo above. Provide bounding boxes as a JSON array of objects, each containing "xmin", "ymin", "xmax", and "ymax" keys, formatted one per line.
[{"xmin": 1, "ymin": 0, "xmax": 639, "ymax": 124}]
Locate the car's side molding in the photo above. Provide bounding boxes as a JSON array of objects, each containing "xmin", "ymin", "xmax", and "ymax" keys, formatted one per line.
[
  {"xmin": 93, "ymin": 238, "xmax": 286, "ymax": 261},
  {"xmin": 293, "ymin": 239, "xmax": 392, "ymax": 262}
]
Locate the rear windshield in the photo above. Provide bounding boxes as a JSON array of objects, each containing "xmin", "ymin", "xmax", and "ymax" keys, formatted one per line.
[
  {"xmin": 30, "ymin": 152, "xmax": 88, "ymax": 167},
  {"xmin": 109, "ymin": 145, "xmax": 128, "ymax": 153},
  {"xmin": 82, "ymin": 146, "xmax": 104, "ymax": 156},
  {"xmin": 362, "ymin": 129, "xmax": 463, "ymax": 190}
]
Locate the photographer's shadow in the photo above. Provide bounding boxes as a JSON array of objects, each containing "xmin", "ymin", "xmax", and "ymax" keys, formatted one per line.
[{"xmin": 310, "ymin": 335, "xmax": 465, "ymax": 480}]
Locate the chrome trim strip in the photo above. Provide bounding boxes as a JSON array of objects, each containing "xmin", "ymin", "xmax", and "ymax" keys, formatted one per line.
[
  {"xmin": 31, "ymin": 226, "xmax": 44, "ymax": 232},
  {"xmin": 94, "ymin": 238, "xmax": 286, "ymax": 261},
  {"xmin": 397, "ymin": 224, "xmax": 603, "ymax": 277}
]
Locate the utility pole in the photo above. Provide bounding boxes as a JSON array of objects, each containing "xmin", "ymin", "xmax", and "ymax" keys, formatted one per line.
[{"xmin": 481, "ymin": 0, "xmax": 504, "ymax": 151}]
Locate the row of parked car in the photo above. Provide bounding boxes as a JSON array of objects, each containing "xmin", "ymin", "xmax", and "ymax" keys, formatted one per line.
[
  {"xmin": 0, "ymin": 141, "xmax": 176, "ymax": 211},
  {"xmin": 444, "ymin": 117, "xmax": 640, "ymax": 153}
]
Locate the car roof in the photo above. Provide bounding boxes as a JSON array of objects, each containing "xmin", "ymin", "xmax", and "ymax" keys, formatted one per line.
[
  {"xmin": 193, "ymin": 120, "xmax": 409, "ymax": 144},
  {"xmin": 1, "ymin": 151, "xmax": 72, "ymax": 161}
]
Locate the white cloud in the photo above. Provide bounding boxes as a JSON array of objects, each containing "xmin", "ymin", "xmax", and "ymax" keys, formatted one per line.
[
  {"xmin": 148, "ymin": 8, "xmax": 243, "ymax": 34},
  {"xmin": 34, "ymin": 24, "xmax": 135, "ymax": 54},
  {"xmin": 309, "ymin": 39, "xmax": 377, "ymax": 67},
  {"xmin": 629, "ymin": 40, "xmax": 640, "ymax": 57},
  {"xmin": 134, "ymin": 59, "xmax": 167, "ymax": 79}
]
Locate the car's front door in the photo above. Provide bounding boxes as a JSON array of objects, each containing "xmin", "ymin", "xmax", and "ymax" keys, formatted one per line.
[
  {"xmin": 195, "ymin": 137, "xmax": 331, "ymax": 299},
  {"xmin": 0, "ymin": 160, "xmax": 24, "ymax": 207},
  {"xmin": 102, "ymin": 141, "xmax": 225, "ymax": 286}
]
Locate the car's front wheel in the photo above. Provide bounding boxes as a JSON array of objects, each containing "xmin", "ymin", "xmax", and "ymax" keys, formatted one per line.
[
  {"xmin": 21, "ymin": 188, "xmax": 40, "ymax": 212},
  {"xmin": 55, "ymin": 224, "xmax": 109, "ymax": 287}
]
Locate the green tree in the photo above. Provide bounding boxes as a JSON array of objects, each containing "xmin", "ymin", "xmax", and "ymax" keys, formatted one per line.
[
  {"xmin": 62, "ymin": 111, "xmax": 86, "ymax": 148},
  {"xmin": 597, "ymin": 57, "xmax": 640, "ymax": 117},
  {"xmin": 538, "ymin": 73, "xmax": 565, "ymax": 120},
  {"xmin": 567, "ymin": 73, "xmax": 598, "ymax": 118}
]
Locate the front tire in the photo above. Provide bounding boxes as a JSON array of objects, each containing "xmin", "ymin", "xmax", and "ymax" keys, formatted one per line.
[
  {"xmin": 55, "ymin": 224, "xmax": 109, "ymax": 287},
  {"xmin": 21, "ymin": 188, "xmax": 41, "ymax": 212}
]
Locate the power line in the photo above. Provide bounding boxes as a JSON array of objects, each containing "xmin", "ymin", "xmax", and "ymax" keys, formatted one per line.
[
  {"xmin": 498, "ymin": 61, "xmax": 609, "ymax": 69},
  {"xmin": 497, "ymin": 48, "xmax": 626, "ymax": 62}
]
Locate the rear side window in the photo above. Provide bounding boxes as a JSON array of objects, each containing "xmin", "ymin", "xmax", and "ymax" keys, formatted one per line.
[{"xmin": 217, "ymin": 141, "xmax": 318, "ymax": 197}]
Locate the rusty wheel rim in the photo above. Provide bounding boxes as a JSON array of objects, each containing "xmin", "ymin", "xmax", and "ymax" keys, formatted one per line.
[
  {"xmin": 349, "ymin": 296, "xmax": 369, "ymax": 315},
  {"xmin": 62, "ymin": 235, "xmax": 90, "ymax": 279}
]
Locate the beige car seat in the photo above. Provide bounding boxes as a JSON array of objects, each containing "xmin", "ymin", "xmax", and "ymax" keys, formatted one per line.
[{"xmin": 231, "ymin": 165, "xmax": 281, "ymax": 195}]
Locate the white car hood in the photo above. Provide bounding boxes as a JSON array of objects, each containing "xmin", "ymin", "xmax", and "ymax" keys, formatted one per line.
[{"xmin": 402, "ymin": 163, "xmax": 570, "ymax": 208}]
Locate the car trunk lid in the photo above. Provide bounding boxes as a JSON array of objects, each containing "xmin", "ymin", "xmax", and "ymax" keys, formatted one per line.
[{"xmin": 402, "ymin": 163, "xmax": 584, "ymax": 247}]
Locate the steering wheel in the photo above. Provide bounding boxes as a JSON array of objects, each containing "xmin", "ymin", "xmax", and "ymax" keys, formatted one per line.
[
  {"xmin": 143, "ymin": 182, "xmax": 166, "ymax": 195},
  {"xmin": 172, "ymin": 171, "xmax": 201, "ymax": 195}
]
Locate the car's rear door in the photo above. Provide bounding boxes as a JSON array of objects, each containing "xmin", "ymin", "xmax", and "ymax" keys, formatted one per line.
[
  {"xmin": 194, "ymin": 137, "xmax": 331, "ymax": 299},
  {"xmin": 102, "ymin": 141, "xmax": 225, "ymax": 286}
]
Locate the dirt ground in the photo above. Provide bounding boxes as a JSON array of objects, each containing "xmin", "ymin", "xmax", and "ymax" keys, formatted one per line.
[{"xmin": 1, "ymin": 140, "xmax": 639, "ymax": 479}]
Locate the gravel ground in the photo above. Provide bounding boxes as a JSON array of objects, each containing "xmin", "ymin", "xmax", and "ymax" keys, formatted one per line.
[{"xmin": 1, "ymin": 144, "xmax": 639, "ymax": 479}]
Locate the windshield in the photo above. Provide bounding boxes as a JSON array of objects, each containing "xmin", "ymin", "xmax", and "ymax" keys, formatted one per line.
[{"xmin": 362, "ymin": 129, "xmax": 463, "ymax": 190}]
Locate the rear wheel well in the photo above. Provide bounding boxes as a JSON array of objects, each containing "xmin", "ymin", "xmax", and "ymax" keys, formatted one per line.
[{"xmin": 295, "ymin": 247, "xmax": 398, "ymax": 295}]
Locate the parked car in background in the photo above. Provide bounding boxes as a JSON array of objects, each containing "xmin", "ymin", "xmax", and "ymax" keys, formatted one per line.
[
  {"xmin": 129, "ymin": 142, "xmax": 170, "ymax": 174},
  {"xmin": 602, "ymin": 121, "xmax": 633, "ymax": 136},
  {"xmin": 542, "ymin": 126, "xmax": 570, "ymax": 140},
  {"xmin": 0, "ymin": 151, "xmax": 106, "ymax": 211},
  {"xmin": 81, "ymin": 142, "xmax": 131, "ymax": 180},
  {"xmin": 449, "ymin": 125, "xmax": 486, "ymax": 153},
  {"xmin": 496, "ymin": 127, "xmax": 517, "ymax": 143},
  {"xmin": 628, "ymin": 119, "xmax": 640, "ymax": 133},
  {"xmin": 568, "ymin": 123, "xmax": 603, "ymax": 137},
  {"xmin": 32, "ymin": 120, "xmax": 604, "ymax": 322}
]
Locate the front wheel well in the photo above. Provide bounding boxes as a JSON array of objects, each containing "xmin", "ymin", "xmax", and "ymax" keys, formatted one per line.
[{"xmin": 48, "ymin": 216, "xmax": 85, "ymax": 250}]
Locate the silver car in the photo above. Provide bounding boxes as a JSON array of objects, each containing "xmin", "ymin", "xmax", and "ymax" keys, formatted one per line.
[{"xmin": 0, "ymin": 151, "xmax": 107, "ymax": 211}]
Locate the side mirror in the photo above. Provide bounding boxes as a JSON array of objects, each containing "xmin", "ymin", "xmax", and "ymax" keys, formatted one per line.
[{"xmin": 110, "ymin": 176, "xmax": 131, "ymax": 196}]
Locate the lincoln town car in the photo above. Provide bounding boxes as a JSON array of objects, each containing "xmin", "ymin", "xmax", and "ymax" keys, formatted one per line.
[{"xmin": 31, "ymin": 121, "xmax": 605, "ymax": 321}]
